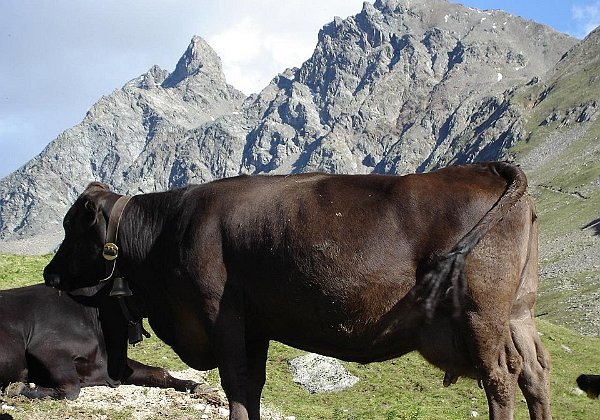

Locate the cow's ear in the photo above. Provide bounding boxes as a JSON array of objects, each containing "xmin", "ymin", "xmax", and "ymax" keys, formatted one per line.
[
  {"xmin": 85, "ymin": 181, "xmax": 110, "ymax": 192},
  {"xmin": 84, "ymin": 199, "xmax": 101, "ymax": 226}
]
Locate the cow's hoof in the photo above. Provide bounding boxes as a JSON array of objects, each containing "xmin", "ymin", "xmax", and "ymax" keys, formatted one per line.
[{"xmin": 5, "ymin": 382, "xmax": 27, "ymax": 397}]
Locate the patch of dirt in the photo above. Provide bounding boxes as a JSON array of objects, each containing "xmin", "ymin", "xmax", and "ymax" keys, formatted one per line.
[
  {"xmin": 69, "ymin": 369, "xmax": 226, "ymax": 419},
  {"xmin": 0, "ymin": 369, "xmax": 287, "ymax": 420}
]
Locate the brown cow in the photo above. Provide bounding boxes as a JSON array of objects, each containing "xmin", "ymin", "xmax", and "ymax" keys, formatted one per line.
[{"xmin": 43, "ymin": 162, "xmax": 550, "ymax": 420}]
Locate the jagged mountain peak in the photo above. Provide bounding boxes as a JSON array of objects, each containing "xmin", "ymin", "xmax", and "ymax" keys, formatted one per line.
[
  {"xmin": 0, "ymin": 1, "xmax": 583, "ymax": 255},
  {"xmin": 124, "ymin": 65, "xmax": 170, "ymax": 90},
  {"xmin": 373, "ymin": 0, "xmax": 423, "ymax": 11},
  {"xmin": 162, "ymin": 36, "xmax": 225, "ymax": 88}
]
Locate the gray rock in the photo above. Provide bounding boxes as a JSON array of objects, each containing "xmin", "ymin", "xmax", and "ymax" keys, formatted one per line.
[{"xmin": 288, "ymin": 353, "xmax": 359, "ymax": 393}]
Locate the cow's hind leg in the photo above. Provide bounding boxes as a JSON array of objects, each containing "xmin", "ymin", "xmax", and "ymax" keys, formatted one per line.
[
  {"xmin": 466, "ymin": 313, "xmax": 522, "ymax": 420},
  {"xmin": 15, "ymin": 349, "xmax": 82, "ymax": 400},
  {"xmin": 6, "ymin": 371, "xmax": 81, "ymax": 400},
  {"xmin": 511, "ymin": 318, "xmax": 551, "ymax": 420},
  {"xmin": 479, "ymin": 339, "xmax": 522, "ymax": 419},
  {"xmin": 5, "ymin": 380, "xmax": 80, "ymax": 400}
]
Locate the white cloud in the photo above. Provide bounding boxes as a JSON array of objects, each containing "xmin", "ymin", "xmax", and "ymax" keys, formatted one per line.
[
  {"xmin": 572, "ymin": 2, "xmax": 600, "ymax": 38},
  {"xmin": 206, "ymin": 0, "xmax": 365, "ymax": 94},
  {"xmin": 207, "ymin": 16, "xmax": 316, "ymax": 94}
]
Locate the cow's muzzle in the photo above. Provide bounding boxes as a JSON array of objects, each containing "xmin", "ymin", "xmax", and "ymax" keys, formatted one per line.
[{"xmin": 43, "ymin": 271, "xmax": 61, "ymax": 288}]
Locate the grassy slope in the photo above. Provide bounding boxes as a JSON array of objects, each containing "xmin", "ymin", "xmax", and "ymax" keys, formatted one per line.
[
  {"xmin": 1, "ymin": 254, "xmax": 599, "ymax": 419},
  {"xmin": 507, "ymin": 34, "xmax": 600, "ymax": 335},
  {"xmin": 524, "ymin": 125, "xmax": 600, "ymax": 332}
]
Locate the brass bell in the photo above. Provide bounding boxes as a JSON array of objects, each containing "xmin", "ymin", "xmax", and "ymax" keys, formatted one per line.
[
  {"xmin": 110, "ymin": 277, "xmax": 132, "ymax": 297},
  {"xmin": 103, "ymin": 243, "xmax": 119, "ymax": 261}
]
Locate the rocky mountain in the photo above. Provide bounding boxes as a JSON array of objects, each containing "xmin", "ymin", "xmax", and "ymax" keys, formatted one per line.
[
  {"xmin": 240, "ymin": 0, "xmax": 576, "ymax": 177},
  {"xmin": 0, "ymin": 0, "xmax": 577, "ymax": 254},
  {"xmin": 0, "ymin": 36, "xmax": 246, "ymax": 250},
  {"xmin": 1, "ymin": 0, "xmax": 598, "ymax": 334}
]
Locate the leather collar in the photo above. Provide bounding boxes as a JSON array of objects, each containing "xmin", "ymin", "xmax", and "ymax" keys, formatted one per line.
[{"xmin": 101, "ymin": 195, "xmax": 132, "ymax": 282}]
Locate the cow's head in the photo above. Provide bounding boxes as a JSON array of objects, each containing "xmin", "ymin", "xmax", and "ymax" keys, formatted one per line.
[{"xmin": 44, "ymin": 182, "xmax": 120, "ymax": 292}]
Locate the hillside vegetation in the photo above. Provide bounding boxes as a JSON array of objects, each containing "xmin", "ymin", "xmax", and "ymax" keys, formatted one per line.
[
  {"xmin": 509, "ymin": 28, "xmax": 600, "ymax": 335},
  {"xmin": 1, "ymin": 254, "xmax": 599, "ymax": 419}
]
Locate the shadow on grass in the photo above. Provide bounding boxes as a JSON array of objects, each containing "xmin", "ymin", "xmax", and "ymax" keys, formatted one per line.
[{"xmin": 582, "ymin": 218, "xmax": 600, "ymax": 236}]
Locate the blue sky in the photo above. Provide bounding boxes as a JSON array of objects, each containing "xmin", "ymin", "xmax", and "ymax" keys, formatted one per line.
[
  {"xmin": 1, "ymin": 0, "xmax": 599, "ymax": 180},
  {"xmin": 461, "ymin": 0, "xmax": 599, "ymax": 37}
]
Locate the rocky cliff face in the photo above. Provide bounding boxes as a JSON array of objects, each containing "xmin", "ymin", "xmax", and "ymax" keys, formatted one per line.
[
  {"xmin": 0, "ymin": 36, "xmax": 245, "ymax": 249},
  {"xmin": 245, "ymin": 0, "xmax": 574, "ymax": 176},
  {"xmin": 0, "ymin": 0, "xmax": 578, "ymax": 253}
]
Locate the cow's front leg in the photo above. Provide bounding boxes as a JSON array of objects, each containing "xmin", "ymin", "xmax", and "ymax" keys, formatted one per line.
[
  {"xmin": 245, "ymin": 339, "xmax": 269, "ymax": 420},
  {"xmin": 211, "ymin": 285, "xmax": 252, "ymax": 420},
  {"xmin": 124, "ymin": 358, "xmax": 210, "ymax": 393}
]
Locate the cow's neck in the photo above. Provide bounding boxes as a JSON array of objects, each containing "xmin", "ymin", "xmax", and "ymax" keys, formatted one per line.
[
  {"xmin": 110, "ymin": 188, "xmax": 200, "ymax": 346},
  {"xmin": 116, "ymin": 188, "xmax": 186, "ymax": 269}
]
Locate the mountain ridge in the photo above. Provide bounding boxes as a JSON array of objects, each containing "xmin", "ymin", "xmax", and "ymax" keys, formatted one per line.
[
  {"xmin": 3, "ymin": 0, "xmax": 600, "ymax": 334},
  {"xmin": 0, "ymin": 0, "xmax": 584, "ymax": 252},
  {"xmin": 0, "ymin": 0, "xmax": 577, "ymax": 247}
]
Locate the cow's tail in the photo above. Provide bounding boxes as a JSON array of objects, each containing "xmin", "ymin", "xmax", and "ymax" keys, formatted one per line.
[{"xmin": 417, "ymin": 161, "xmax": 528, "ymax": 318}]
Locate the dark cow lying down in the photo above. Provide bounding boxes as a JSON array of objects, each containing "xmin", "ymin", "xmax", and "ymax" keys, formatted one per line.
[
  {"xmin": 44, "ymin": 162, "xmax": 550, "ymax": 419},
  {"xmin": 577, "ymin": 374, "xmax": 600, "ymax": 399},
  {"xmin": 0, "ymin": 283, "xmax": 203, "ymax": 400}
]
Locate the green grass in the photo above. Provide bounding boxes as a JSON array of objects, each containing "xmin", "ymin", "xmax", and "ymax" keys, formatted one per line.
[
  {"xmin": 1, "ymin": 254, "xmax": 600, "ymax": 419},
  {"xmin": 531, "ymin": 187, "xmax": 599, "ymax": 239},
  {"xmin": 0, "ymin": 254, "xmax": 53, "ymax": 287},
  {"xmin": 510, "ymin": 41, "xmax": 600, "ymax": 166},
  {"xmin": 527, "ymin": 58, "xmax": 600, "ymax": 127},
  {"xmin": 261, "ymin": 324, "xmax": 600, "ymax": 420}
]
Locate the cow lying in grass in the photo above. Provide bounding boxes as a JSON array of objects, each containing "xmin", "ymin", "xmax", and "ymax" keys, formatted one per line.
[
  {"xmin": 0, "ymin": 283, "xmax": 206, "ymax": 400},
  {"xmin": 577, "ymin": 374, "xmax": 600, "ymax": 399}
]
